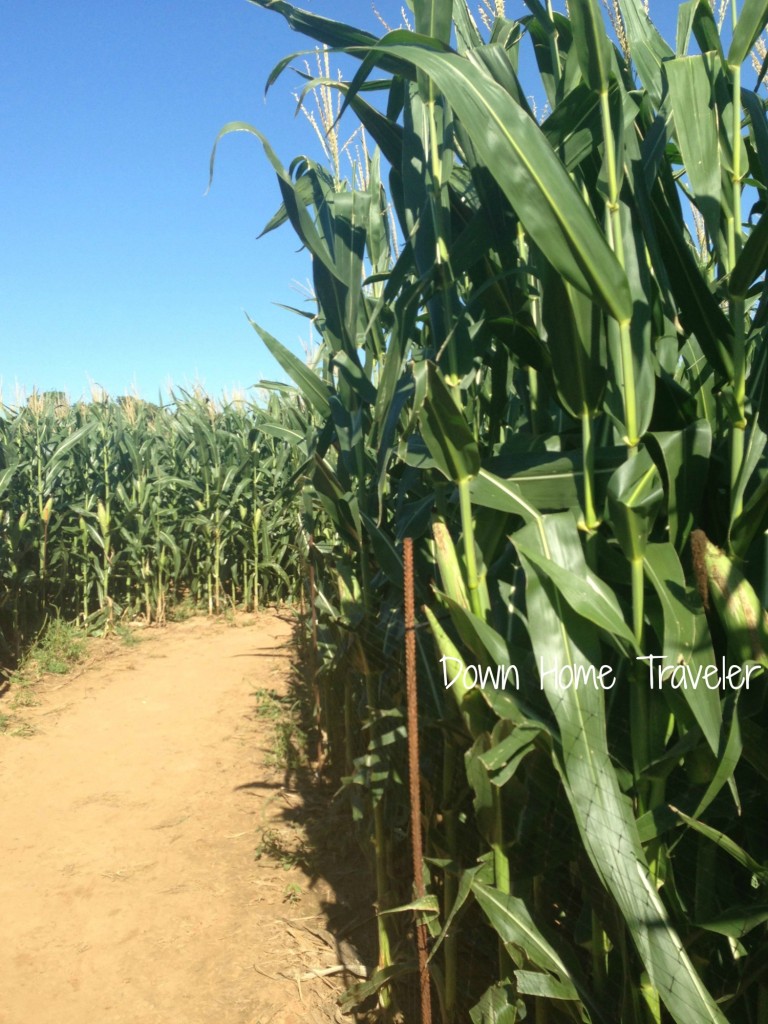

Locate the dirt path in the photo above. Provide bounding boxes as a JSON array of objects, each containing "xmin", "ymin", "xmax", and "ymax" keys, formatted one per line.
[{"xmin": 0, "ymin": 613, "xmax": 367, "ymax": 1024}]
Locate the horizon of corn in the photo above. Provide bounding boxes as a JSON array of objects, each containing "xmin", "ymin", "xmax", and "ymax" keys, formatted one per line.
[{"xmin": 0, "ymin": 388, "xmax": 305, "ymax": 659}]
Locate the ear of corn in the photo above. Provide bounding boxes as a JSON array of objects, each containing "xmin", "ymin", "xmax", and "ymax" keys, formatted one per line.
[{"xmin": 692, "ymin": 529, "xmax": 768, "ymax": 670}]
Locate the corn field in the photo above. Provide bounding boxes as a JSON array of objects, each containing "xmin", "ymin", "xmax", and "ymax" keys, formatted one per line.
[
  {"xmin": 208, "ymin": 0, "xmax": 768, "ymax": 1021},
  {"xmin": 0, "ymin": 390, "xmax": 303, "ymax": 657},
  {"xmin": 3, "ymin": 0, "xmax": 768, "ymax": 1021}
]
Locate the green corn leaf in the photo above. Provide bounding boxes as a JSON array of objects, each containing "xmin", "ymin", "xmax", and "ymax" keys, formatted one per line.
[
  {"xmin": 518, "ymin": 513, "xmax": 728, "ymax": 1024},
  {"xmin": 650, "ymin": 176, "xmax": 735, "ymax": 377},
  {"xmin": 256, "ymin": 559, "xmax": 293, "ymax": 588},
  {"xmin": 453, "ymin": 0, "xmax": 484, "ymax": 52},
  {"xmin": 249, "ymin": 319, "xmax": 333, "ymax": 420},
  {"xmin": 512, "ymin": 513, "xmax": 637, "ymax": 651},
  {"xmin": 314, "ymin": 189, "xmax": 371, "ymax": 359},
  {"xmin": 665, "ymin": 54, "xmax": 723, "ymax": 257},
  {"xmin": 416, "ymin": 361, "xmax": 480, "ymax": 483},
  {"xmin": 671, "ymin": 805, "xmax": 768, "ymax": 883},
  {"xmin": 210, "ymin": 122, "xmax": 344, "ymax": 284},
  {"xmin": 542, "ymin": 80, "xmax": 621, "ymax": 172},
  {"xmin": 311, "ymin": 455, "xmax": 361, "ymax": 543},
  {"xmin": 606, "ymin": 447, "xmax": 664, "ymax": 563},
  {"xmin": 339, "ymin": 89, "xmax": 405, "ymax": 169},
  {"xmin": 728, "ymin": 0, "xmax": 768, "ymax": 67},
  {"xmin": 514, "ymin": 970, "xmax": 579, "ymax": 1000},
  {"xmin": 621, "ymin": 117, "xmax": 679, "ymax": 325},
  {"xmin": 360, "ymin": 511, "xmax": 403, "ymax": 587},
  {"xmin": 467, "ymin": 43, "xmax": 532, "ymax": 113},
  {"xmin": 608, "ymin": 200, "xmax": 656, "ymax": 440},
  {"xmin": 353, "ymin": 39, "xmax": 632, "ymax": 321},
  {"xmin": 569, "ymin": 0, "xmax": 614, "ymax": 94},
  {"xmin": 729, "ymin": 417, "xmax": 767, "ymax": 536},
  {"xmin": 363, "ymin": 149, "xmax": 391, "ymax": 278},
  {"xmin": 730, "ymin": 211, "xmax": 768, "ymax": 298},
  {"xmin": 729, "ymin": 470, "xmax": 768, "ymax": 558},
  {"xmin": 378, "ymin": 894, "xmax": 441, "ymax": 917},
  {"xmin": 694, "ymin": 904, "xmax": 768, "ymax": 940},
  {"xmin": 540, "ymin": 263, "xmax": 606, "ymax": 419},
  {"xmin": 255, "ymin": 422, "xmax": 308, "ymax": 448},
  {"xmin": 337, "ymin": 963, "xmax": 415, "ymax": 1015},
  {"xmin": 690, "ymin": 0, "xmax": 725, "ymax": 63},
  {"xmin": 646, "ymin": 420, "xmax": 712, "ymax": 552},
  {"xmin": 43, "ymin": 421, "xmax": 97, "ymax": 468},
  {"xmin": 423, "ymin": 604, "xmax": 492, "ymax": 736},
  {"xmin": 0, "ymin": 464, "xmax": 17, "ymax": 499},
  {"xmin": 676, "ymin": 0, "xmax": 698, "ymax": 55},
  {"xmin": 259, "ymin": 173, "xmax": 315, "ymax": 237},
  {"xmin": 522, "ymin": 0, "xmax": 555, "ymax": 30},
  {"xmin": 693, "ymin": 698, "xmax": 743, "ymax": 819},
  {"xmin": 616, "ymin": 0, "xmax": 674, "ymax": 107},
  {"xmin": 469, "ymin": 469, "xmax": 538, "ymax": 521},
  {"xmin": 757, "ymin": 44, "xmax": 768, "ymax": 88},
  {"xmin": 428, "ymin": 862, "xmax": 490, "ymax": 962},
  {"xmin": 436, "ymin": 590, "xmax": 512, "ymax": 670},
  {"xmin": 481, "ymin": 448, "xmax": 626, "ymax": 514},
  {"xmin": 85, "ymin": 522, "xmax": 105, "ymax": 551},
  {"xmin": 742, "ymin": 89, "xmax": 768, "ymax": 185},
  {"xmin": 522, "ymin": 10, "xmax": 566, "ymax": 109},
  {"xmin": 414, "ymin": 0, "xmax": 453, "ymax": 45},
  {"xmin": 479, "ymin": 722, "xmax": 542, "ymax": 773},
  {"xmin": 469, "ymin": 982, "xmax": 522, "ymax": 1024},
  {"xmin": 246, "ymin": 0, "xmax": 381, "ymax": 53},
  {"xmin": 466, "ymin": 734, "xmax": 497, "ymax": 844},
  {"xmin": 472, "ymin": 881, "xmax": 575, "ymax": 979}
]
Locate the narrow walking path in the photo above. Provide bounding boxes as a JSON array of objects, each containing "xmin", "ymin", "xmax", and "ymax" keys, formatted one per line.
[{"xmin": 0, "ymin": 613, "xmax": 364, "ymax": 1024}]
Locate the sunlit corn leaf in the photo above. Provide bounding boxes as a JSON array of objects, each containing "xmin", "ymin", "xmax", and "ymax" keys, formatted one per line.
[
  {"xmin": 250, "ymin": 320, "xmax": 333, "ymax": 420},
  {"xmin": 569, "ymin": 0, "xmax": 614, "ymax": 94},
  {"xmin": 416, "ymin": 361, "xmax": 480, "ymax": 483},
  {"xmin": 727, "ymin": 0, "xmax": 768, "ymax": 68},
  {"xmin": 646, "ymin": 421, "xmax": 712, "ymax": 551},
  {"xmin": 349, "ymin": 37, "xmax": 633, "ymax": 322},
  {"xmin": 468, "ymin": 981, "xmax": 523, "ymax": 1024},
  {"xmin": 665, "ymin": 54, "xmax": 724, "ymax": 255},
  {"xmin": 730, "ymin": 211, "xmax": 768, "ymax": 299},
  {"xmin": 616, "ymin": 0, "xmax": 673, "ymax": 107},
  {"xmin": 606, "ymin": 447, "xmax": 664, "ymax": 563},
  {"xmin": 512, "ymin": 513, "xmax": 637, "ymax": 651}
]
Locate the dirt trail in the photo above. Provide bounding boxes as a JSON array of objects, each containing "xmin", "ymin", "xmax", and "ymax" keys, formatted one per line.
[{"xmin": 0, "ymin": 613, "xmax": 364, "ymax": 1024}]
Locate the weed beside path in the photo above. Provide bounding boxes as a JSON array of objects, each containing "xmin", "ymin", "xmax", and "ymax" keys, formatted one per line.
[{"xmin": 0, "ymin": 612, "xmax": 370, "ymax": 1024}]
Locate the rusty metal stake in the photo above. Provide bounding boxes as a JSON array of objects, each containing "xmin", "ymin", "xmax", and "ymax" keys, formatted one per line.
[
  {"xmin": 308, "ymin": 533, "xmax": 323, "ymax": 767},
  {"xmin": 404, "ymin": 536, "xmax": 432, "ymax": 1024}
]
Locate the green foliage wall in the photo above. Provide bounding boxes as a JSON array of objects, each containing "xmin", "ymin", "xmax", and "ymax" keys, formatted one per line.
[
  {"xmin": 0, "ymin": 391, "xmax": 302, "ymax": 654},
  {"xmin": 230, "ymin": 0, "xmax": 768, "ymax": 1020}
]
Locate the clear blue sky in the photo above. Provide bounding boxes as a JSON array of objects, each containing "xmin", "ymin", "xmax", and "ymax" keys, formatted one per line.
[{"xmin": 2, "ymin": 1, "xmax": 681, "ymax": 405}]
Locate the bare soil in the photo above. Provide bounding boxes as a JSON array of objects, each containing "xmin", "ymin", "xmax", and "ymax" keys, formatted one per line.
[{"xmin": 0, "ymin": 612, "xmax": 371, "ymax": 1024}]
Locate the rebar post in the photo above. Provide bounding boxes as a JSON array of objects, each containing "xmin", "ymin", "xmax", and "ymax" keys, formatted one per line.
[
  {"xmin": 404, "ymin": 537, "xmax": 432, "ymax": 1024},
  {"xmin": 308, "ymin": 533, "xmax": 322, "ymax": 767}
]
